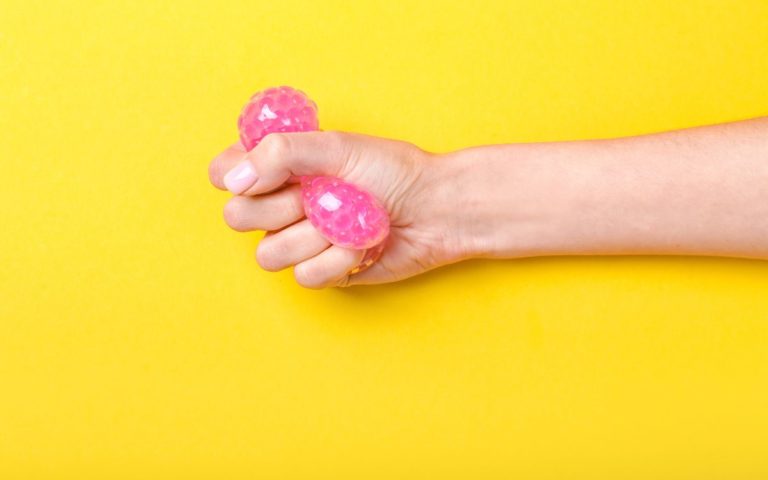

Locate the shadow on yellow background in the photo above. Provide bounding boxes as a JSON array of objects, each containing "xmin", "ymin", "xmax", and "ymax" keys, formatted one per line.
[{"xmin": 1, "ymin": 0, "xmax": 767, "ymax": 478}]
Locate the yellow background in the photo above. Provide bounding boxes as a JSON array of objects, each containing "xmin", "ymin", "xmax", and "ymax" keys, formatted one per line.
[{"xmin": 2, "ymin": 0, "xmax": 768, "ymax": 478}]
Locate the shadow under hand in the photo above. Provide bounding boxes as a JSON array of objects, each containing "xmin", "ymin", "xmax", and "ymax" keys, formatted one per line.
[{"xmin": 331, "ymin": 254, "xmax": 768, "ymax": 325}]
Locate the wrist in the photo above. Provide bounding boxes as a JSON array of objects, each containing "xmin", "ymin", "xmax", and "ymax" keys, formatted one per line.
[
  {"xmin": 426, "ymin": 144, "xmax": 582, "ymax": 261},
  {"xmin": 419, "ymin": 150, "xmax": 485, "ymax": 262}
]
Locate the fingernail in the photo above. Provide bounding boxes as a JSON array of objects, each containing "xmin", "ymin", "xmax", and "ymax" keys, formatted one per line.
[{"xmin": 224, "ymin": 161, "xmax": 258, "ymax": 194}]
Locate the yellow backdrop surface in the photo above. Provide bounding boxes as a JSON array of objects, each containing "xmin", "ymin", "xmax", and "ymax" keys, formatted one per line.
[{"xmin": 1, "ymin": 1, "xmax": 768, "ymax": 478}]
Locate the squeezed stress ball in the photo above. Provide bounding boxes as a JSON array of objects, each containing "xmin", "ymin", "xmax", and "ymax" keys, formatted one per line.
[{"xmin": 238, "ymin": 86, "xmax": 390, "ymax": 253}]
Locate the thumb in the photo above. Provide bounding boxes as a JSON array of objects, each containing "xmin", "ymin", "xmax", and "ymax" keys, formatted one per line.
[{"xmin": 223, "ymin": 131, "xmax": 350, "ymax": 196}]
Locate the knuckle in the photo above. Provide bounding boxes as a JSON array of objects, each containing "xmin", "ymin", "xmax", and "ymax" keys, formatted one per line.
[
  {"xmin": 324, "ymin": 130, "xmax": 348, "ymax": 154},
  {"xmin": 323, "ymin": 130, "xmax": 352, "ymax": 173},
  {"xmin": 208, "ymin": 159, "xmax": 223, "ymax": 186},
  {"xmin": 255, "ymin": 238, "xmax": 286, "ymax": 271},
  {"xmin": 222, "ymin": 198, "xmax": 248, "ymax": 232},
  {"xmin": 336, "ymin": 275, "xmax": 352, "ymax": 288},
  {"xmin": 285, "ymin": 188, "xmax": 305, "ymax": 219},
  {"xmin": 294, "ymin": 263, "xmax": 324, "ymax": 289},
  {"xmin": 323, "ymin": 130, "xmax": 344, "ymax": 146},
  {"xmin": 259, "ymin": 133, "xmax": 290, "ymax": 159}
]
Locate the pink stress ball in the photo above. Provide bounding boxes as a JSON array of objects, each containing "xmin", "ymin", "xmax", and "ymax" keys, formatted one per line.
[{"xmin": 238, "ymin": 86, "xmax": 390, "ymax": 251}]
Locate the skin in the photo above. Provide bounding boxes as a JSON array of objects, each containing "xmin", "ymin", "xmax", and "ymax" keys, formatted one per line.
[{"xmin": 208, "ymin": 116, "xmax": 768, "ymax": 288}]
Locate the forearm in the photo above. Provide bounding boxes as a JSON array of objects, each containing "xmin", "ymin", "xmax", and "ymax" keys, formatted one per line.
[{"xmin": 435, "ymin": 117, "xmax": 768, "ymax": 260}]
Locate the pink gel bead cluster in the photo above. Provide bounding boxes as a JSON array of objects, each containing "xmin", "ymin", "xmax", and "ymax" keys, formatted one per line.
[
  {"xmin": 300, "ymin": 176, "xmax": 389, "ymax": 249},
  {"xmin": 238, "ymin": 86, "xmax": 319, "ymax": 150},
  {"xmin": 238, "ymin": 86, "xmax": 390, "ymax": 250}
]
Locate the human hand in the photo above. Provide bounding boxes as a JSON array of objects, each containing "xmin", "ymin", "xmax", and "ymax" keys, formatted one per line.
[{"xmin": 208, "ymin": 132, "xmax": 472, "ymax": 288}]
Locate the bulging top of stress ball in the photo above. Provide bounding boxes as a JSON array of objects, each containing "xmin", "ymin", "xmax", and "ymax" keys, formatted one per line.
[{"xmin": 238, "ymin": 86, "xmax": 319, "ymax": 151}]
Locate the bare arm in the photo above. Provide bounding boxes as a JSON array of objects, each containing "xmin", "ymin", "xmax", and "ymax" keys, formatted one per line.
[
  {"xmin": 210, "ymin": 117, "xmax": 768, "ymax": 288},
  {"xmin": 432, "ymin": 116, "xmax": 768, "ymax": 261}
]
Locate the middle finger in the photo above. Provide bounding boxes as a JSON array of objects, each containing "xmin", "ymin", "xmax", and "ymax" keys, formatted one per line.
[{"xmin": 223, "ymin": 184, "xmax": 304, "ymax": 232}]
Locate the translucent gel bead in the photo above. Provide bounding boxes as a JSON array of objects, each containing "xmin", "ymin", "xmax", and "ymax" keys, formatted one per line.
[
  {"xmin": 301, "ymin": 176, "xmax": 390, "ymax": 249},
  {"xmin": 238, "ymin": 86, "xmax": 390, "ymax": 251}
]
